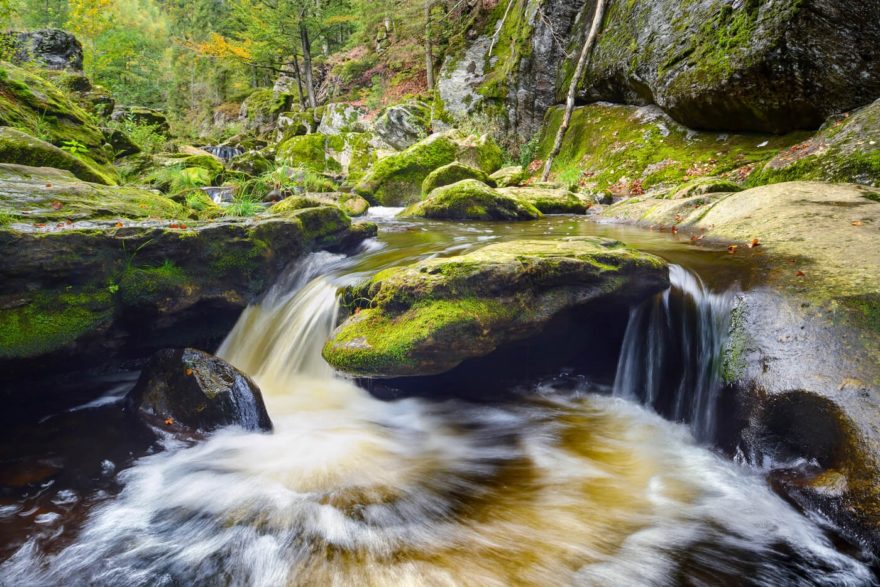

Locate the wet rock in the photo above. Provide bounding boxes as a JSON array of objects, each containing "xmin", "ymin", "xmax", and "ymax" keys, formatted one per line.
[
  {"xmin": 6, "ymin": 29, "xmax": 83, "ymax": 71},
  {"xmin": 402, "ymin": 179, "xmax": 541, "ymax": 221},
  {"xmin": 666, "ymin": 177, "xmax": 741, "ymax": 200},
  {"xmin": 490, "ymin": 166, "xmax": 528, "ymax": 188},
  {"xmin": 110, "ymin": 106, "xmax": 171, "ymax": 136},
  {"xmin": 323, "ymin": 237, "xmax": 669, "ymax": 377},
  {"xmin": 421, "ymin": 162, "xmax": 495, "ymax": 196},
  {"xmin": 373, "ymin": 101, "xmax": 432, "ymax": 150},
  {"xmin": 128, "ymin": 348, "xmax": 272, "ymax": 432},
  {"xmin": 498, "ymin": 186, "xmax": 588, "ymax": 214},
  {"xmin": 228, "ymin": 151, "xmax": 272, "ymax": 176},
  {"xmin": 277, "ymin": 132, "xmax": 374, "ymax": 180}
]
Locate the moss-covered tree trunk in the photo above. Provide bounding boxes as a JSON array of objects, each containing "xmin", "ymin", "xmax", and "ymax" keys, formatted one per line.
[{"xmin": 541, "ymin": 0, "xmax": 607, "ymax": 182}]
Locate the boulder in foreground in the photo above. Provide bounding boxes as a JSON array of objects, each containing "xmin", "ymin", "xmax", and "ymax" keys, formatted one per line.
[
  {"xmin": 323, "ymin": 237, "xmax": 669, "ymax": 377},
  {"xmin": 127, "ymin": 348, "xmax": 272, "ymax": 432}
]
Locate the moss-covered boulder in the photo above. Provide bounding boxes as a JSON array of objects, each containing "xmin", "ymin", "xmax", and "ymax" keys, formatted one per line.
[
  {"xmin": 323, "ymin": 237, "xmax": 669, "ymax": 377},
  {"xmin": 317, "ymin": 102, "xmax": 367, "ymax": 135},
  {"xmin": 576, "ymin": 0, "xmax": 880, "ymax": 133},
  {"xmin": 421, "ymin": 162, "xmax": 494, "ymax": 196},
  {"xmin": 402, "ymin": 179, "xmax": 541, "ymax": 221},
  {"xmin": 239, "ymin": 89, "xmax": 292, "ymax": 134},
  {"xmin": 749, "ymin": 99, "xmax": 880, "ymax": 188},
  {"xmin": 276, "ymin": 132, "xmax": 374, "ymax": 179},
  {"xmin": 373, "ymin": 100, "xmax": 432, "ymax": 150},
  {"xmin": 0, "ymin": 62, "xmax": 109, "ymax": 159},
  {"xmin": 181, "ymin": 154, "xmax": 224, "ymax": 177},
  {"xmin": 498, "ymin": 186, "xmax": 588, "ymax": 214},
  {"xmin": 490, "ymin": 165, "xmax": 528, "ymax": 188},
  {"xmin": 228, "ymin": 151, "xmax": 272, "ymax": 176},
  {"xmin": 355, "ymin": 132, "xmax": 504, "ymax": 206},
  {"xmin": 0, "ymin": 128, "xmax": 116, "ymax": 185},
  {"xmin": 537, "ymin": 103, "xmax": 806, "ymax": 194}
]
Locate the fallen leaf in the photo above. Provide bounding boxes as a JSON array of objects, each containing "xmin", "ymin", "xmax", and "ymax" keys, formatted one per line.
[
  {"xmin": 749, "ymin": 238, "xmax": 760, "ymax": 248},
  {"xmin": 169, "ymin": 223, "xmax": 180, "ymax": 229},
  {"xmin": 164, "ymin": 417, "xmax": 174, "ymax": 426},
  {"xmin": 727, "ymin": 244, "xmax": 738, "ymax": 254},
  {"xmin": 690, "ymin": 234, "xmax": 704, "ymax": 243},
  {"xmin": 852, "ymin": 220, "xmax": 864, "ymax": 227},
  {"xmin": 34, "ymin": 223, "xmax": 46, "ymax": 228},
  {"xmin": 671, "ymin": 225, "xmax": 678, "ymax": 234},
  {"xmin": 115, "ymin": 222, "xmax": 124, "ymax": 228},
  {"xmin": 796, "ymin": 270, "xmax": 806, "ymax": 277},
  {"xmin": 50, "ymin": 200, "xmax": 62, "ymax": 210},
  {"xmin": 46, "ymin": 183, "xmax": 53, "ymax": 188},
  {"xmin": 179, "ymin": 223, "xmax": 188, "ymax": 229},
  {"xmin": 185, "ymin": 368, "xmax": 193, "ymax": 376}
]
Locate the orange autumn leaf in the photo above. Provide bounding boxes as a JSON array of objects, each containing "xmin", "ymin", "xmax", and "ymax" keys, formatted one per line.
[
  {"xmin": 852, "ymin": 220, "xmax": 864, "ymax": 226},
  {"xmin": 727, "ymin": 245, "xmax": 738, "ymax": 254},
  {"xmin": 50, "ymin": 200, "xmax": 62, "ymax": 210},
  {"xmin": 164, "ymin": 417, "xmax": 174, "ymax": 426},
  {"xmin": 115, "ymin": 222, "xmax": 124, "ymax": 228},
  {"xmin": 748, "ymin": 238, "xmax": 760, "ymax": 248},
  {"xmin": 185, "ymin": 368, "xmax": 193, "ymax": 376},
  {"xmin": 671, "ymin": 225, "xmax": 678, "ymax": 234},
  {"xmin": 796, "ymin": 270, "xmax": 806, "ymax": 277}
]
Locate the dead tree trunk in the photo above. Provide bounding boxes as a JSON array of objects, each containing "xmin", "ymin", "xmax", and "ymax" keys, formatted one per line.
[
  {"xmin": 424, "ymin": 0, "xmax": 434, "ymax": 88},
  {"xmin": 300, "ymin": 21, "xmax": 318, "ymax": 109},
  {"xmin": 541, "ymin": 0, "xmax": 607, "ymax": 181}
]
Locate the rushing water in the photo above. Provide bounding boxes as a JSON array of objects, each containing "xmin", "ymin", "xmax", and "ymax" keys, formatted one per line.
[{"xmin": 1, "ymin": 214, "xmax": 876, "ymax": 585}]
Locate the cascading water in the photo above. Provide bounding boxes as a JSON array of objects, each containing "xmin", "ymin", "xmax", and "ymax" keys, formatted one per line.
[
  {"xmin": 1, "ymin": 229, "xmax": 874, "ymax": 586},
  {"xmin": 202, "ymin": 145, "xmax": 244, "ymax": 162},
  {"xmin": 613, "ymin": 265, "xmax": 734, "ymax": 442}
]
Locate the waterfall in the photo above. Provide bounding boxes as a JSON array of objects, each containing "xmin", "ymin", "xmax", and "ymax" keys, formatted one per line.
[
  {"xmin": 613, "ymin": 265, "xmax": 734, "ymax": 442},
  {"xmin": 202, "ymin": 145, "xmax": 244, "ymax": 162}
]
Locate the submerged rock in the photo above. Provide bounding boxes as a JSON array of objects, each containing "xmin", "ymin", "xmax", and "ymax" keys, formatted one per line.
[
  {"xmin": 402, "ymin": 179, "xmax": 541, "ymax": 221},
  {"xmin": 323, "ymin": 237, "xmax": 669, "ymax": 377},
  {"xmin": 421, "ymin": 162, "xmax": 495, "ymax": 196},
  {"xmin": 498, "ymin": 186, "xmax": 588, "ymax": 214},
  {"xmin": 128, "ymin": 348, "xmax": 272, "ymax": 432}
]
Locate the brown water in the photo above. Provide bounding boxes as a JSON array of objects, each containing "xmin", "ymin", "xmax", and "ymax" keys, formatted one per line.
[{"xmin": 0, "ymin": 211, "xmax": 875, "ymax": 585}]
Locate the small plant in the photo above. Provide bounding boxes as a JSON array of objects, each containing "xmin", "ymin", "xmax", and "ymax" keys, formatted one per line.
[
  {"xmin": 557, "ymin": 165, "xmax": 583, "ymax": 188},
  {"xmin": 224, "ymin": 196, "xmax": 263, "ymax": 217},
  {"xmin": 0, "ymin": 210, "xmax": 14, "ymax": 226},
  {"xmin": 60, "ymin": 139, "xmax": 89, "ymax": 155},
  {"xmin": 519, "ymin": 134, "xmax": 541, "ymax": 168},
  {"xmin": 111, "ymin": 117, "xmax": 167, "ymax": 154}
]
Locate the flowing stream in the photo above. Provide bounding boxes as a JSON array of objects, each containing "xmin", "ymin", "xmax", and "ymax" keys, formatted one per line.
[{"xmin": 0, "ymin": 214, "xmax": 875, "ymax": 585}]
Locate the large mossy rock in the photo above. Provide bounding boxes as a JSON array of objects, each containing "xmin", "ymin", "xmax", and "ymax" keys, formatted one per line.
[
  {"xmin": 0, "ymin": 164, "xmax": 375, "ymax": 386},
  {"xmin": 317, "ymin": 102, "xmax": 367, "ymax": 135},
  {"xmin": 402, "ymin": 179, "xmax": 541, "ymax": 221},
  {"xmin": 421, "ymin": 162, "xmax": 494, "ymax": 196},
  {"xmin": 323, "ymin": 237, "xmax": 669, "ymax": 377},
  {"xmin": 127, "ymin": 348, "xmax": 272, "ymax": 432},
  {"xmin": 0, "ymin": 62, "xmax": 110, "ymax": 160},
  {"xmin": 577, "ymin": 0, "xmax": 880, "ymax": 133},
  {"xmin": 498, "ymin": 186, "xmax": 588, "ymax": 214},
  {"xmin": 6, "ymin": 29, "xmax": 83, "ymax": 71},
  {"xmin": 490, "ymin": 165, "xmax": 528, "ymax": 188},
  {"xmin": 537, "ymin": 103, "xmax": 806, "ymax": 194},
  {"xmin": 0, "ymin": 128, "xmax": 116, "ymax": 185},
  {"xmin": 373, "ymin": 101, "xmax": 433, "ymax": 150},
  {"xmin": 749, "ymin": 99, "xmax": 880, "ymax": 188},
  {"xmin": 239, "ymin": 89, "xmax": 293, "ymax": 135},
  {"xmin": 277, "ymin": 132, "xmax": 374, "ymax": 180},
  {"xmin": 355, "ymin": 132, "xmax": 504, "ymax": 206}
]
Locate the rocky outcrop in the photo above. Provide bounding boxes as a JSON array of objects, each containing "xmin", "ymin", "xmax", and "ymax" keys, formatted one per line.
[
  {"xmin": 0, "ymin": 164, "xmax": 375, "ymax": 386},
  {"xmin": 323, "ymin": 237, "xmax": 669, "ymax": 377},
  {"xmin": 6, "ymin": 29, "xmax": 83, "ymax": 71},
  {"xmin": 402, "ymin": 179, "xmax": 541, "ymax": 221},
  {"xmin": 127, "ymin": 348, "xmax": 272, "ymax": 432},
  {"xmin": 490, "ymin": 166, "xmax": 528, "ymax": 188},
  {"xmin": 276, "ymin": 132, "xmax": 374, "ymax": 180},
  {"xmin": 0, "ymin": 128, "xmax": 116, "ymax": 185},
  {"xmin": 317, "ymin": 103, "xmax": 368, "ymax": 135},
  {"xmin": 750, "ymin": 99, "xmax": 880, "ymax": 188},
  {"xmin": 537, "ymin": 103, "xmax": 804, "ymax": 195},
  {"xmin": 239, "ymin": 89, "xmax": 293, "ymax": 135},
  {"xmin": 372, "ymin": 101, "xmax": 432, "ymax": 150}
]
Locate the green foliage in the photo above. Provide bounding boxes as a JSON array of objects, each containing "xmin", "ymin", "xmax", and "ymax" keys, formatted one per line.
[
  {"xmin": 110, "ymin": 118, "xmax": 168, "ymax": 154},
  {"xmin": 224, "ymin": 195, "xmax": 263, "ymax": 217},
  {"xmin": 60, "ymin": 139, "xmax": 90, "ymax": 155},
  {"xmin": 519, "ymin": 134, "xmax": 541, "ymax": 168}
]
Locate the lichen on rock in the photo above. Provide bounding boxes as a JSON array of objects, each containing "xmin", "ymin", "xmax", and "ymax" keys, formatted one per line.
[{"xmin": 402, "ymin": 179, "xmax": 541, "ymax": 221}]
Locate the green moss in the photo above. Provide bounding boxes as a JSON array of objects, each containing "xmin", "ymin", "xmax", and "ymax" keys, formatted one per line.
[
  {"xmin": 422, "ymin": 162, "xmax": 492, "ymax": 196},
  {"xmin": 277, "ymin": 134, "xmax": 328, "ymax": 171},
  {"xmin": 241, "ymin": 89, "xmax": 291, "ymax": 122},
  {"xmin": 721, "ymin": 301, "xmax": 748, "ymax": 384},
  {"xmin": 181, "ymin": 155, "xmax": 224, "ymax": 176},
  {"xmin": 537, "ymin": 103, "xmax": 806, "ymax": 193},
  {"xmin": 117, "ymin": 260, "xmax": 190, "ymax": 307},
  {"xmin": 290, "ymin": 205, "xmax": 351, "ymax": 243},
  {"xmin": 402, "ymin": 179, "xmax": 541, "ymax": 221},
  {"xmin": 354, "ymin": 133, "xmax": 459, "ymax": 206},
  {"xmin": 0, "ymin": 127, "xmax": 116, "ymax": 185},
  {"xmin": 269, "ymin": 196, "xmax": 325, "ymax": 214},
  {"xmin": 0, "ymin": 288, "xmax": 113, "ymax": 358},
  {"xmin": 499, "ymin": 187, "xmax": 588, "ymax": 214},
  {"xmin": 323, "ymin": 298, "xmax": 513, "ymax": 375}
]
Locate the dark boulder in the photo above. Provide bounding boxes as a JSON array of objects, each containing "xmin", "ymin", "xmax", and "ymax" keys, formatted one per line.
[
  {"xmin": 111, "ymin": 106, "xmax": 171, "ymax": 136},
  {"xmin": 6, "ymin": 29, "xmax": 83, "ymax": 71},
  {"xmin": 128, "ymin": 348, "xmax": 272, "ymax": 432}
]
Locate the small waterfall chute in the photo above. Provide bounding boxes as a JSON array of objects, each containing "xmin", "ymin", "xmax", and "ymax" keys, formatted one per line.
[
  {"xmin": 613, "ymin": 265, "xmax": 735, "ymax": 442},
  {"xmin": 202, "ymin": 145, "xmax": 244, "ymax": 162}
]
